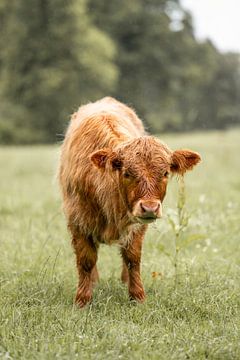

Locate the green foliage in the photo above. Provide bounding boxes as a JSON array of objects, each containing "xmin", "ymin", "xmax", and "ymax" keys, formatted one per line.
[
  {"xmin": 89, "ymin": 0, "xmax": 240, "ymax": 133},
  {"xmin": 0, "ymin": 0, "xmax": 118, "ymax": 143},
  {"xmin": 0, "ymin": 131, "xmax": 240, "ymax": 358},
  {"xmin": 0, "ymin": 0, "xmax": 239, "ymax": 143}
]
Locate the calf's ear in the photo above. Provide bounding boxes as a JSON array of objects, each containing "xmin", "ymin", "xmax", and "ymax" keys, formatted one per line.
[
  {"xmin": 90, "ymin": 149, "xmax": 122, "ymax": 170},
  {"xmin": 90, "ymin": 149, "xmax": 110, "ymax": 169},
  {"xmin": 170, "ymin": 149, "xmax": 201, "ymax": 175}
]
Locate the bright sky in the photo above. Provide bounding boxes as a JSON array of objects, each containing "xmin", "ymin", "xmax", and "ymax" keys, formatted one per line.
[{"xmin": 181, "ymin": 0, "xmax": 240, "ymax": 53}]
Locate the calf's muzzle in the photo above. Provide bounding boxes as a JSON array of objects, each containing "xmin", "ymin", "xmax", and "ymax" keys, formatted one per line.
[{"xmin": 133, "ymin": 200, "xmax": 162, "ymax": 223}]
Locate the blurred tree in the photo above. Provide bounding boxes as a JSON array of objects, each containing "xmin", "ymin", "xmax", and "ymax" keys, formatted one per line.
[
  {"xmin": 0, "ymin": 0, "xmax": 118, "ymax": 143},
  {"xmin": 0, "ymin": 0, "xmax": 239, "ymax": 143},
  {"xmin": 88, "ymin": 0, "xmax": 240, "ymax": 133},
  {"xmin": 199, "ymin": 52, "xmax": 240, "ymax": 130},
  {"xmin": 88, "ymin": 0, "xmax": 180, "ymax": 127}
]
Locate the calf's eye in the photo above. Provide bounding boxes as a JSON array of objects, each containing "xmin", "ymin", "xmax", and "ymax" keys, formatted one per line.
[
  {"xmin": 124, "ymin": 172, "xmax": 131, "ymax": 179},
  {"xmin": 164, "ymin": 171, "xmax": 169, "ymax": 178}
]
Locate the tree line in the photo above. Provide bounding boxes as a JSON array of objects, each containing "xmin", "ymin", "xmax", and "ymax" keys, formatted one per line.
[{"xmin": 0, "ymin": 0, "xmax": 239, "ymax": 144}]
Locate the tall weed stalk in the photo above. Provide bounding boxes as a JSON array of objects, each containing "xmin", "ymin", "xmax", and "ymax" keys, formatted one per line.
[
  {"xmin": 166, "ymin": 177, "xmax": 206, "ymax": 285},
  {"xmin": 168, "ymin": 177, "xmax": 189, "ymax": 285}
]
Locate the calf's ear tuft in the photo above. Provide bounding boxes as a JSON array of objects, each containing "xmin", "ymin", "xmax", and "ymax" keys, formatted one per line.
[
  {"xmin": 171, "ymin": 149, "xmax": 201, "ymax": 175},
  {"xmin": 90, "ymin": 149, "xmax": 110, "ymax": 169}
]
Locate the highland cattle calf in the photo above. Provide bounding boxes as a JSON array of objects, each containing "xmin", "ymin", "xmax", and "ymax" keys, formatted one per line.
[{"xmin": 58, "ymin": 97, "xmax": 201, "ymax": 307}]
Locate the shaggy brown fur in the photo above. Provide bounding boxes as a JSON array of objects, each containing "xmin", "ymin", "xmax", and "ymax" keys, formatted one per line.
[{"xmin": 58, "ymin": 97, "xmax": 201, "ymax": 307}]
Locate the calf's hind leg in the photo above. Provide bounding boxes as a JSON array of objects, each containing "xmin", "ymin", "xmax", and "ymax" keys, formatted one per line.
[
  {"xmin": 91, "ymin": 264, "xmax": 99, "ymax": 285},
  {"xmin": 121, "ymin": 261, "xmax": 129, "ymax": 284},
  {"xmin": 71, "ymin": 233, "xmax": 98, "ymax": 308}
]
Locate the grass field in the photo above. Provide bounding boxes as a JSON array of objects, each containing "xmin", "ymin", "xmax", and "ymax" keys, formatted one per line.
[{"xmin": 0, "ymin": 130, "xmax": 240, "ymax": 359}]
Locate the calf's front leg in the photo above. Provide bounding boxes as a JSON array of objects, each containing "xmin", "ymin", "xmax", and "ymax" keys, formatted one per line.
[
  {"xmin": 71, "ymin": 234, "xmax": 98, "ymax": 308},
  {"xmin": 121, "ymin": 230, "xmax": 146, "ymax": 303}
]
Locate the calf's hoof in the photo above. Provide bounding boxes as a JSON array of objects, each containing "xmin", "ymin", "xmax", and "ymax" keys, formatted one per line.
[
  {"xmin": 129, "ymin": 287, "xmax": 145, "ymax": 303},
  {"xmin": 75, "ymin": 288, "xmax": 92, "ymax": 308}
]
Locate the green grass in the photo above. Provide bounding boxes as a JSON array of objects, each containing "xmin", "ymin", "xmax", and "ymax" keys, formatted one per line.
[{"xmin": 0, "ymin": 130, "xmax": 240, "ymax": 359}]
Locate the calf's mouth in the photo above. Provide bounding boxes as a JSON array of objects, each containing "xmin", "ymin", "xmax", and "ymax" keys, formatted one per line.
[{"xmin": 136, "ymin": 216, "xmax": 158, "ymax": 224}]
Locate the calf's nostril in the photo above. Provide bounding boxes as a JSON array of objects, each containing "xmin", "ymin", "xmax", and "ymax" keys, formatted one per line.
[
  {"xmin": 140, "ymin": 202, "xmax": 146, "ymax": 212},
  {"xmin": 140, "ymin": 202, "xmax": 160, "ymax": 214}
]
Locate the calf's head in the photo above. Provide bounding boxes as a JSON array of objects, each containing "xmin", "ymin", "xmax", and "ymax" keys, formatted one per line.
[{"xmin": 91, "ymin": 136, "xmax": 200, "ymax": 224}]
